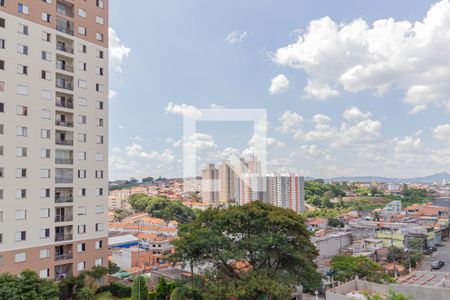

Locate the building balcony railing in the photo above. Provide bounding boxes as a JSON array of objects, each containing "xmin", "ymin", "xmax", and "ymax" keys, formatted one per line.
[
  {"xmin": 55, "ymin": 196, "xmax": 73, "ymax": 203},
  {"xmin": 56, "ymin": 25, "xmax": 74, "ymax": 36},
  {"xmin": 55, "ymin": 233, "xmax": 73, "ymax": 242},
  {"xmin": 56, "ymin": 43, "xmax": 74, "ymax": 54},
  {"xmin": 55, "ymin": 158, "xmax": 73, "ymax": 165},
  {"xmin": 55, "ymin": 139, "xmax": 73, "ymax": 146},
  {"xmin": 55, "ymin": 120, "xmax": 73, "ymax": 128},
  {"xmin": 56, "ymin": 99, "xmax": 73, "ymax": 109},
  {"xmin": 55, "ymin": 215, "xmax": 73, "ymax": 222},
  {"xmin": 55, "ymin": 177, "xmax": 73, "ymax": 184},
  {"xmin": 56, "ymin": 62, "xmax": 74, "ymax": 73},
  {"xmin": 55, "ymin": 253, "xmax": 73, "ymax": 262},
  {"xmin": 56, "ymin": 80, "xmax": 73, "ymax": 91}
]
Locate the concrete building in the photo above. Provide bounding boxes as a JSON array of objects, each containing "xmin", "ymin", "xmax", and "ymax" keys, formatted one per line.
[
  {"xmin": 218, "ymin": 160, "xmax": 235, "ymax": 204},
  {"xmin": 0, "ymin": 0, "xmax": 108, "ymax": 280},
  {"xmin": 201, "ymin": 163, "xmax": 219, "ymax": 204}
]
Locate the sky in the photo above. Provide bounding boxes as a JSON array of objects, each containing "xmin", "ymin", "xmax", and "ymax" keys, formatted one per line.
[{"xmin": 108, "ymin": 0, "xmax": 450, "ymax": 180}]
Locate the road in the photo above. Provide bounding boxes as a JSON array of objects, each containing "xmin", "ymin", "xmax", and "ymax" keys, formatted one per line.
[{"xmin": 418, "ymin": 239, "xmax": 450, "ymax": 272}]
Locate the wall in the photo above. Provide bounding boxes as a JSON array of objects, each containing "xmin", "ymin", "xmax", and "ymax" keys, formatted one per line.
[{"xmin": 313, "ymin": 233, "xmax": 352, "ymax": 258}]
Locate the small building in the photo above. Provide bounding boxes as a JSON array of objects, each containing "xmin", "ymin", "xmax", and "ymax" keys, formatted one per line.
[{"xmin": 108, "ymin": 234, "xmax": 139, "ymax": 249}]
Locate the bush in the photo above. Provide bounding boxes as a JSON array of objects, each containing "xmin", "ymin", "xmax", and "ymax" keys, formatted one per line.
[
  {"xmin": 148, "ymin": 291, "xmax": 157, "ymax": 300},
  {"xmin": 96, "ymin": 285, "xmax": 110, "ymax": 294},
  {"xmin": 110, "ymin": 281, "xmax": 132, "ymax": 298},
  {"xmin": 132, "ymin": 276, "xmax": 148, "ymax": 300}
]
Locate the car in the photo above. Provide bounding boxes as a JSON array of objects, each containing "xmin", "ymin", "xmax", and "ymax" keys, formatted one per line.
[
  {"xmin": 428, "ymin": 246, "xmax": 437, "ymax": 252},
  {"xmin": 424, "ymin": 248, "xmax": 433, "ymax": 255},
  {"xmin": 431, "ymin": 260, "xmax": 445, "ymax": 270}
]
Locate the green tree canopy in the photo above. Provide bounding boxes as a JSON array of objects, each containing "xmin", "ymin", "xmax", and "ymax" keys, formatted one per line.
[
  {"xmin": 331, "ymin": 255, "xmax": 394, "ymax": 284},
  {"xmin": 169, "ymin": 201, "xmax": 322, "ymax": 299},
  {"xmin": 132, "ymin": 276, "xmax": 148, "ymax": 300},
  {"xmin": 0, "ymin": 269, "xmax": 59, "ymax": 300}
]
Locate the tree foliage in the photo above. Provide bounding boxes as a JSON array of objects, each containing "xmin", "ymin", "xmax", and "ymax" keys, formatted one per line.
[
  {"xmin": 132, "ymin": 276, "xmax": 148, "ymax": 300},
  {"xmin": 331, "ymin": 255, "xmax": 394, "ymax": 284},
  {"xmin": 168, "ymin": 201, "xmax": 322, "ymax": 299},
  {"xmin": 0, "ymin": 269, "xmax": 59, "ymax": 300}
]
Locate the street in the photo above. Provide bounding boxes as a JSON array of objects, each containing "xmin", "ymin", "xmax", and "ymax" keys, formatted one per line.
[{"xmin": 418, "ymin": 239, "xmax": 450, "ymax": 272}]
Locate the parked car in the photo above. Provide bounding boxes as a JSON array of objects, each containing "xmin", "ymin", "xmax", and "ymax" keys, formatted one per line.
[
  {"xmin": 424, "ymin": 248, "xmax": 433, "ymax": 255},
  {"xmin": 428, "ymin": 246, "xmax": 437, "ymax": 252},
  {"xmin": 431, "ymin": 260, "xmax": 445, "ymax": 269}
]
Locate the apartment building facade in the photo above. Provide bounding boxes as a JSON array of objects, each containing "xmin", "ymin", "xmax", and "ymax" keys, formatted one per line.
[
  {"xmin": 0, "ymin": 0, "xmax": 108, "ymax": 280},
  {"xmin": 201, "ymin": 163, "xmax": 219, "ymax": 204}
]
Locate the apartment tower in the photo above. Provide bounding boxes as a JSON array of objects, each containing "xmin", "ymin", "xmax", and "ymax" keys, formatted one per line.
[
  {"xmin": 201, "ymin": 163, "xmax": 219, "ymax": 204},
  {"xmin": 0, "ymin": 0, "xmax": 109, "ymax": 279}
]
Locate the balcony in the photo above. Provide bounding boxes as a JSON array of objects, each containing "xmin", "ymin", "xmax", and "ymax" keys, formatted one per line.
[
  {"xmin": 55, "ymin": 176, "xmax": 73, "ymax": 184},
  {"xmin": 56, "ymin": 79, "xmax": 73, "ymax": 91},
  {"xmin": 55, "ymin": 188, "xmax": 73, "ymax": 204},
  {"xmin": 55, "ymin": 214, "xmax": 73, "ymax": 222},
  {"xmin": 56, "ymin": 111, "xmax": 74, "ymax": 128},
  {"xmin": 55, "ymin": 263, "xmax": 73, "ymax": 280},
  {"xmin": 56, "ymin": 139, "xmax": 73, "ymax": 146},
  {"xmin": 56, "ymin": 130, "xmax": 74, "ymax": 146},
  {"xmin": 55, "ymin": 168, "xmax": 73, "ymax": 184},
  {"xmin": 56, "ymin": 17, "xmax": 74, "ymax": 36},
  {"xmin": 56, "ymin": 61, "xmax": 74, "ymax": 73},
  {"xmin": 55, "ymin": 233, "xmax": 72, "ymax": 242},
  {"xmin": 56, "ymin": 158, "xmax": 73, "ymax": 164},
  {"xmin": 56, "ymin": 36, "xmax": 74, "ymax": 54},
  {"xmin": 55, "ymin": 120, "xmax": 73, "ymax": 127},
  {"xmin": 56, "ymin": 94, "xmax": 73, "ymax": 109},
  {"xmin": 56, "ymin": 0, "xmax": 74, "ymax": 18},
  {"xmin": 55, "ymin": 252, "xmax": 73, "ymax": 262},
  {"xmin": 55, "ymin": 195, "xmax": 73, "ymax": 203},
  {"xmin": 56, "ymin": 42, "xmax": 73, "ymax": 54}
]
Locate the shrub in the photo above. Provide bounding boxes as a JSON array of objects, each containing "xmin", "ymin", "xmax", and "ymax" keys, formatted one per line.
[
  {"xmin": 110, "ymin": 281, "xmax": 132, "ymax": 298},
  {"xmin": 132, "ymin": 276, "xmax": 148, "ymax": 300}
]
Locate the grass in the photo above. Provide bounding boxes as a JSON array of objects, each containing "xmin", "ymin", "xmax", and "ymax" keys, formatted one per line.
[{"xmin": 94, "ymin": 291, "xmax": 118, "ymax": 300}]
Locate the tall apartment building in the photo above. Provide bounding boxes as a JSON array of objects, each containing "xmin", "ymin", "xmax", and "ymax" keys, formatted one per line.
[
  {"xmin": 201, "ymin": 163, "xmax": 219, "ymax": 204},
  {"xmin": 218, "ymin": 160, "xmax": 235, "ymax": 204},
  {"xmin": 0, "ymin": 0, "xmax": 109, "ymax": 279}
]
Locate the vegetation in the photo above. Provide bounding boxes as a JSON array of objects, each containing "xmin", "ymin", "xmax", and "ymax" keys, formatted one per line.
[
  {"xmin": 331, "ymin": 255, "xmax": 394, "ymax": 284},
  {"xmin": 168, "ymin": 201, "xmax": 322, "ymax": 299},
  {"xmin": 131, "ymin": 276, "xmax": 148, "ymax": 300},
  {"xmin": 110, "ymin": 281, "xmax": 132, "ymax": 298},
  {"xmin": 128, "ymin": 194, "xmax": 196, "ymax": 224},
  {"xmin": 108, "ymin": 261, "xmax": 121, "ymax": 275},
  {"xmin": 0, "ymin": 269, "xmax": 59, "ymax": 300},
  {"xmin": 328, "ymin": 217, "xmax": 345, "ymax": 228}
]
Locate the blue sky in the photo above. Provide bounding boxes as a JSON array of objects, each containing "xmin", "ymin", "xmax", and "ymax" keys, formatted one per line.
[{"xmin": 108, "ymin": 0, "xmax": 450, "ymax": 180}]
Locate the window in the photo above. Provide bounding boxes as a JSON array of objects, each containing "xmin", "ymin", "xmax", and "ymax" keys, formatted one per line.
[
  {"xmin": 0, "ymin": 60, "xmax": 4, "ymax": 70},
  {"xmin": 96, "ymin": 49, "xmax": 104, "ymax": 59},
  {"xmin": 79, "ymin": 8, "xmax": 87, "ymax": 17},
  {"xmin": 78, "ymin": 170, "xmax": 87, "ymax": 178},
  {"xmin": 0, "ymin": 146, "xmax": 3, "ymax": 156},
  {"xmin": 78, "ymin": 133, "xmax": 87, "ymax": 142},
  {"xmin": 77, "ymin": 243, "xmax": 86, "ymax": 252},
  {"xmin": 0, "ymin": 190, "xmax": 2, "ymax": 200},
  {"xmin": 96, "ymin": 33, "xmax": 104, "ymax": 42},
  {"xmin": 39, "ymin": 269, "xmax": 49, "ymax": 279},
  {"xmin": 41, "ymin": 129, "xmax": 51, "ymax": 139},
  {"xmin": 17, "ymin": 44, "xmax": 28, "ymax": 55},
  {"xmin": 96, "ymin": 188, "xmax": 103, "ymax": 196},
  {"xmin": 96, "ymin": 83, "xmax": 104, "ymax": 92},
  {"xmin": 79, "ymin": 44, "xmax": 87, "ymax": 53},
  {"xmin": 78, "ymin": 97, "xmax": 87, "ymax": 106},
  {"xmin": 41, "ymin": 188, "xmax": 50, "ymax": 198},
  {"xmin": 39, "ymin": 208, "xmax": 50, "ymax": 218},
  {"xmin": 78, "ymin": 225, "xmax": 86, "ymax": 234},
  {"xmin": 15, "ymin": 252, "xmax": 26, "ymax": 263},
  {"xmin": 15, "ymin": 231, "xmax": 26, "ymax": 241},
  {"xmin": 95, "ymin": 223, "xmax": 104, "ymax": 232},
  {"xmin": 0, "ymin": 255, "xmax": 3, "ymax": 265},
  {"xmin": 96, "ymin": 67, "xmax": 104, "ymax": 76},
  {"xmin": 95, "ymin": 205, "xmax": 104, "ymax": 214},
  {"xmin": 41, "ymin": 12, "xmax": 51, "ymax": 23},
  {"xmin": 78, "ymin": 206, "xmax": 87, "ymax": 215},
  {"xmin": 16, "ymin": 105, "xmax": 27, "ymax": 116},
  {"xmin": 95, "ymin": 258, "xmax": 103, "ymax": 266},
  {"xmin": 96, "ymin": 118, "xmax": 104, "ymax": 127},
  {"xmin": 0, "ymin": 211, "xmax": 3, "ymax": 222},
  {"xmin": 40, "ymin": 148, "xmax": 51, "ymax": 158},
  {"xmin": 18, "ymin": 24, "xmax": 28, "ymax": 35},
  {"xmin": 41, "ymin": 109, "xmax": 51, "ymax": 119},
  {"xmin": 0, "ymin": 17, "xmax": 4, "ymax": 28},
  {"xmin": 96, "ymin": 153, "xmax": 104, "ymax": 161},
  {"xmin": 0, "ymin": 102, "xmax": 3, "ymax": 112},
  {"xmin": 41, "ymin": 51, "xmax": 51, "ymax": 61},
  {"xmin": 41, "ymin": 90, "xmax": 52, "ymax": 100},
  {"xmin": 78, "ymin": 115, "xmax": 87, "ymax": 124},
  {"xmin": 41, "ymin": 70, "xmax": 51, "ymax": 80},
  {"xmin": 16, "ymin": 189, "xmax": 26, "ymax": 198},
  {"xmin": 16, "ymin": 147, "xmax": 27, "ymax": 157},
  {"xmin": 95, "ymin": 240, "xmax": 103, "ymax": 249},
  {"xmin": 16, "ymin": 126, "xmax": 27, "ymax": 136},
  {"xmin": 78, "ymin": 62, "xmax": 87, "ymax": 71},
  {"xmin": 42, "ymin": 32, "xmax": 51, "ymax": 42},
  {"xmin": 39, "ymin": 248, "xmax": 50, "ymax": 258},
  {"xmin": 0, "ymin": 124, "xmax": 3, "ymax": 134},
  {"xmin": 96, "ymin": 135, "xmax": 103, "ymax": 144},
  {"xmin": 0, "ymin": 168, "xmax": 3, "ymax": 177},
  {"xmin": 18, "ymin": 3, "xmax": 29, "ymax": 15},
  {"xmin": 17, "ymin": 84, "xmax": 28, "ymax": 95},
  {"xmin": 40, "ymin": 229, "xmax": 50, "ymax": 239},
  {"xmin": 77, "ymin": 261, "xmax": 86, "ymax": 271},
  {"xmin": 78, "ymin": 152, "xmax": 86, "ymax": 161},
  {"xmin": 40, "ymin": 169, "xmax": 50, "ymax": 178},
  {"xmin": 42, "ymin": 0, "xmax": 52, "ymax": 4},
  {"xmin": 16, "ymin": 168, "xmax": 27, "ymax": 178},
  {"xmin": 0, "ymin": 39, "xmax": 5, "ymax": 49},
  {"xmin": 15, "ymin": 210, "xmax": 26, "ymax": 220},
  {"xmin": 96, "ymin": 0, "xmax": 104, "ymax": 8},
  {"xmin": 77, "ymin": 188, "xmax": 86, "ymax": 197},
  {"xmin": 78, "ymin": 79, "xmax": 87, "ymax": 88},
  {"xmin": 0, "ymin": 0, "xmax": 4, "ymax": 7},
  {"xmin": 17, "ymin": 64, "xmax": 28, "ymax": 75},
  {"xmin": 96, "ymin": 16, "xmax": 104, "ymax": 25},
  {"xmin": 78, "ymin": 26, "xmax": 86, "ymax": 36}
]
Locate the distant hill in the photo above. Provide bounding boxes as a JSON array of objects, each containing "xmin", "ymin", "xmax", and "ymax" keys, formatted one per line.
[{"xmin": 322, "ymin": 172, "xmax": 450, "ymax": 184}]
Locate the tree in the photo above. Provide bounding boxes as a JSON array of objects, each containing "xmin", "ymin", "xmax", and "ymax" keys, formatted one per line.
[
  {"xmin": 155, "ymin": 277, "xmax": 170, "ymax": 300},
  {"xmin": 328, "ymin": 217, "xmax": 344, "ymax": 228},
  {"xmin": 128, "ymin": 193, "xmax": 151, "ymax": 212},
  {"xmin": 142, "ymin": 177, "xmax": 155, "ymax": 184},
  {"xmin": 146, "ymin": 197, "xmax": 196, "ymax": 224},
  {"xmin": 76, "ymin": 286, "xmax": 95, "ymax": 300},
  {"xmin": 108, "ymin": 261, "xmax": 121, "ymax": 274},
  {"xmin": 0, "ymin": 269, "xmax": 59, "ymax": 300},
  {"xmin": 132, "ymin": 276, "xmax": 148, "ymax": 300},
  {"xmin": 114, "ymin": 208, "xmax": 131, "ymax": 222},
  {"xmin": 331, "ymin": 255, "xmax": 394, "ymax": 284},
  {"xmin": 169, "ymin": 201, "xmax": 322, "ymax": 299}
]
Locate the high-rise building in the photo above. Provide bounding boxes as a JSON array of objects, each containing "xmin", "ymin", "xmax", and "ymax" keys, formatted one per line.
[
  {"xmin": 201, "ymin": 164, "xmax": 219, "ymax": 204},
  {"xmin": 0, "ymin": 0, "xmax": 109, "ymax": 279},
  {"xmin": 218, "ymin": 160, "xmax": 235, "ymax": 204}
]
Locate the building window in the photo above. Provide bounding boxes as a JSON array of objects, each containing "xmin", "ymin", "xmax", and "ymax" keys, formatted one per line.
[
  {"xmin": 41, "ymin": 12, "xmax": 51, "ymax": 23},
  {"xmin": 78, "ymin": 133, "xmax": 87, "ymax": 142},
  {"xmin": 96, "ymin": 33, "xmax": 104, "ymax": 42},
  {"xmin": 41, "ymin": 129, "xmax": 51, "ymax": 139},
  {"xmin": 78, "ymin": 26, "xmax": 86, "ymax": 36},
  {"xmin": 96, "ymin": 49, "xmax": 104, "ymax": 59},
  {"xmin": 15, "ymin": 252, "xmax": 26, "ymax": 263},
  {"xmin": 17, "ymin": 64, "xmax": 28, "ymax": 75},
  {"xmin": 39, "ymin": 208, "xmax": 50, "ymax": 218},
  {"xmin": 17, "ymin": 44, "xmax": 28, "ymax": 55},
  {"xmin": 41, "ymin": 188, "xmax": 50, "ymax": 198},
  {"xmin": 78, "ymin": 97, "xmax": 87, "ymax": 106},
  {"xmin": 79, "ymin": 44, "xmax": 87, "ymax": 53},
  {"xmin": 78, "ymin": 79, "xmax": 87, "ymax": 88},
  {"xmin": 77, "ymin": 262, "xmax": 86, "ymax": 271},
  {"xmin": 40, "ymin": 148, "xmax": 51, "ymax": 158},
  {"xmin": 0, "ymin": 102, "xmax": 4, "ymax": 112},
  {"xmin": 41, "ymin": 51, "xmax": 52, "ymax": 61},
  {"xmin": 78, "ymin": 170, "xmax": 87, "ymax": 178},
  {"xmin": 96, "ymin": 16, "xmax": 104, "ymax": 25},
  {"xmin": 95, "ymin": 223, "xmax": 103, "ymax": 232},
  {"xmin": 95, "ymin": 258, "xmax": 103, "ymax": 267},
  {"xmin": 42, "ymin": 32, "xmax": 51, "ymax": 42},
  {"xmin": 95, "ymin": 240, "xmax": 103, "ymax": 249},
  {"xmin": 96, "ymin": 153, "xmax": 104, "ymax": 161},
  {"xmin": 39, "ymin": 269, "xmax": 49, "ymax": 279},
  {"xmin": 0, "ymin": 60, "xmax": 4, "ymax": 70},
  {"xmin": 78, "ymin": 206, "xmax": 87, "ymax": 215},
  {"xmin": 41, "ymin": 109, "xmax": 51, "ymax": 119},
  {"xmin": 18, "ymin": 24, "xmax": 28, "ymax": 35},
  {"xmin": 15, "ymin": 210, "xmax": 26, "ymax": 220},
  {"xmin": 0, "ymin": 39, "xmax": 5, "ymax": 49},
  {"xmin": 78, "ymin": 8, "xmax": 87, "ymax": 18},
  {"xmin": 96, "ymin": 83, "xmax": 104, "ymax": 92},
  {"xmin": 96, "ymin": 135, "xmax": 103, "ymax": 144},
  {"xmin": 78, "ymin": 225, "xmax": 86, "ymax": 234},
  {"xmin": 41, "ymin": 90, "xmax": 52, "ymax": 100},
  {"xmin": 40, "ymin": 169, "xmax": 50, "ymax": 178},
  {"xmin": 77, "ymin": 243, "xmax": 86, "ymax": 252},
  {"xmin": 96, "ymin": 118, "xmax": 104, "ymax": 127},
  {"xmin": 40, "ymin": 229, "xmax": 50, "ymax": 239},
  {"xmin": 39, "ymin": 248, "xmax": 50, "ymax": 258},
  {"xmin": 15, "ymin": 189, "xmax": 26, "ymax": 198},
  {"xmin": 16, "ymin": 168, "xmax": 27, "ymax": 178},
  {"xmin": 16, "ymin": 126, "xmax": 28, "ymax": 137},
  {"xmin": 15, "ymin": 231, "xmax": 26, "ymax": 241},
  {"xmin": 95, "ymin": 205, "xmax": 104, "ymax": 214},
  {"xmin": 77, "ymin": 188, "xmax": 86, "ymax": 197},
  {"xmin": 41, "ymin": 70, "xmax": 51, "ymax": 81},
  {"xmin": 16, "ymin": 105, "xmax": 27, "ymax": 116},
  {"xmin": 78, "ymin": 152, "xmax": 86, "ymax": 161},
  {"xmin": 17, "ymin": 84, "xmax": 28, "ymax": 95},
  {"xmin": 96, "ymin": 0, "xmax": 104, "ymax": 8},
  {"xmin": 96, "ymin": 67, "xmax": 104, "ymax": 76},
  {"xmin": 18, "ymin": 3, "xmax": 29, "ymax": 15},
  {"xmin": 78, "ymin": 115, "xmax": 87, "ymax": 124},
  {"xmin": 0, "ymin": 17, "xmax": 4, "ymax": 28},
  {"xmin": 96, "ymin": 188, "xmax": 103, "ymax": 196},
  {"xmin": 16, "ymin": 147, "xmax": 27, "ymax": 157}
]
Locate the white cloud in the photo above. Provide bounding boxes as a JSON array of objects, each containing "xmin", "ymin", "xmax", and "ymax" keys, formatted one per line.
[
  {"xmin": 130, "ymin": 135, "xmax": 144, "ymax": 142},
  {"xmin": 109, "ymin": 28, "xmax": 131, "ymax": 73},
  {"xmin": 272, "ymin": 0, "xmax": 450, "ymax": 112},
  {"xmin": 225, "ymin": 31, "xmax": 249, "ymax": 44},
  {"xmin": 109, "ymin": 90, "xmax": 118, "ymax": 99},
  {"xmin": 173, "ymin": 133, "xmax": 217, "ymax": 151},
  {"xmin": 118, "ymin": 125, "xmax": 126, "ymax": 129},
  {"xmin": 433, "ymin": 124, "xmax": 450, "ymax": 142},
  {"xmin": 298, "ymin": 144, "xmax": 332, "ymax": 160},
  {"xmin": 279, "ymin": 111, "xmax": 304, "ymax": 133},
  {"xmin": 126, "ymin": 143, "xmax": 176, "ymax": 163},
  {"xmin": 269, "ymin": 74, "xmax": 290, "ymax": 94},
  {"xmin": 312, "ymin": 114, "xmax": 332, "ymax": 124},
  {"xmin": 342, "ymin": 106, "xmax": 372, "ymax": 122},
  {"xmin": 165, "ymin": 102, "xmax": 202, "ymax": 119}
]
